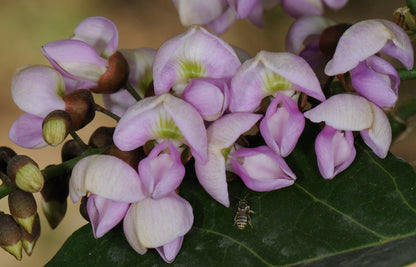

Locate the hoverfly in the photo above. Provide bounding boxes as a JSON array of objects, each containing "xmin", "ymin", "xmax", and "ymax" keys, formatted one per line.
[{"xmin": 233, "ymin": 197, "xmax": 255, "ymax": 230}]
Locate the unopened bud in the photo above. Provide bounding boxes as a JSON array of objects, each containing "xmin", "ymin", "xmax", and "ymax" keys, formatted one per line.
[
  {"xmin": 42, "ymin": 110, "xmax": 72, "ymax": 146},
  {"xmin": 21, "ymin": 214, "xmax": 40, "ymax": 256},
  {"xmin": 79, "ymin": 196, "xmax": 90, "ymax": 222},
  {"xmin": 88, "ymin": 127, "xmax": 115, "ymax": 148},
  {"xmin": 63, "ymin": 89, "xmax": 96, "ymax": 130},
  {"xmin": 41, "ymin": 171, "xmax": 69, "ymax": 229},
  {"xmin": 104, "ymin": 145, "xmax": 145, "ymax": 169},
  {"xmin": 94, "ymin": 51, "xmax": 129, "ymax": 94},
  {"xmin": 0, "ymin": 147, "xmax": 17, "ymax": 174},
  {"xmin": 319, "ymin": 23, "xmax": 351, "ymax": 60},
  {"xmin": 7, "ymin": 155, "xmax": 44, "ymax": 193},
  {"xmin": 8, "ymin": 188, "xmax": 37, "ymax": 234},
  {"xmin": 61, "ymin": 140, "xmax": 86, "ymax": 162},
  {"xmin": 0, "ymin": 212, "xmax": 22, "ymax": 260}
]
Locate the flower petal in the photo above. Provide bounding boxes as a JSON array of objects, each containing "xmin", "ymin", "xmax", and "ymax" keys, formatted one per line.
[
  {"xmin": 69, "ymin": 155, "xmax": 145, "ymax": 203},
  {"xmin": 87, "ymin": 194, "xmax": 129, "ymax": 238},
  {"xmin": 128, "ymin": 193, "xmax": 193, "ymax": 248},
  {"xmin": 9, "ymin": 113, "xmax": 47, "ymax": 149},
  {"xmin": 153, "ymin": 26, "xmax": 241, "ymax": 95},
  {"xmin": 281, "ymin": 0, "xmax": 323, "ymax": 18},
  {"xmin": 102, "ymin": 89, "xmax": 137, "ymax": 117},
  {"xmin": 156, "ymin": 236, "xmax": 184, "ymax": 263},
  {"xmin": 72, "ymin": 16, "xmax": 119, "ymax": 58},
  {"xmin": 323, "ymin": 0, "xmax": 348, "ymax": 9},
  {"xmin": 230, "ymin": 146, "xmax": 296, "ymax": 191},
  {"xmin": 325, "ymin": 19, "xmax": 413, "ymax": 75},
  {"xmin": 42, "ymin": 39, "xmax": 107, "ymax": 85},
  {"xmin": 315, "ymin": 125, "xmax": 356, "ymax": 179},
  {"xmin": 123, "ymin": 207, "xmax": 147, "ymax": 254},
  {"xmin": 260, "ymin": 93, "xmax": 305, "ymax": 157},
  {"xmin": 172, "ymin": 0, "xmax": 228, "ymax": 26},
  {"xmin": 360, "ymin": 102, "xmax": 391, "ymax": 158},
  {"xmin": 12, "ymin": 65, "xmax": 66, "ymax": 117},
  {"xmin": 304, "ymin": 94, "xmax": 373, "ymax": 131}
]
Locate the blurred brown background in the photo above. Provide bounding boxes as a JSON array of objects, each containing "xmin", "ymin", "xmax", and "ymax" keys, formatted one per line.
[{"xmin": 0, "ymin": 0, "xmax": 415, "ymax": 266}]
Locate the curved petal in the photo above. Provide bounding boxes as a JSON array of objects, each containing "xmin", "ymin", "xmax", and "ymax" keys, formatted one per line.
[
  {"xmin": 360, "ymin": 102, "xmax": 391, "ymax": 158},
  {"xmin": 230, "ymin": 146, "xmax": 296, "ymax": 191},
  {"xmin": 325, "ymin": 19, "xmax": 413, "ymax": 75},
  {"xmin": 72, "ymin": 16, "xmax": 119, "ymax": 58},
  {"xmin": 323, "ymin": 0, "xmax": 348, "ymax": 9},
  {"xmin": 128, "ymin": 193, "xmax": 193, "ymax": 248},
  {"xmin": 351, "ymin": 56, "xmax": 399, "ymax": 108},
  {"xmin": 281, "ymin": 0, "xmax": 323, "ymax": 18},
  {"xmin": 315, "ymin": 125, "xmax": 356, "ymax": 179},
  {"xmin": 260, "ymin": 93, "xmax": 305, "ymax": 157},
  {"xmin": 139, "ymin": 141, "xmax": 185, "ymax": 199},
  {"xmin": 9, "ymin": 113, "xmax": 47, "ymax": 149},
  {"xmin": 153, "ymin": 26, "xmax": 241, "ymax": 95},
  {"xmin": 286, "ymin": 15, "xmax": 336, "ymax": 54},
  {"xmin": 42, "ymin": 39, "xmax": 107, "ymax": 84},
  {"xmin": 182, "ymin": 77, "xmax": 230, "ymax": 121},
  {"xmin": 156, "ymin": 236, "xmax": 183, "ymax": 263},
  {"xmin": 123, "ymin": 206, "xmax": 147, "ymax": 255},
  {"xmin": 172, "ymin": 0, "xmax": 228, "ymax": 26},
  {"xmin": 69, "ymin": 155, "xmax": 145, "ymax": 203},
  {"xmin": 12, "ymin": 65, "xmax": 66, "ymax": 117},
  {"xmin": 304, "ymin": 94, "xmax": 373, "ymax": 131},
  {"xmin": 102, "ymin": 89, "xmax": 137, "ymax": 117},
  {"xmin": 207, "ymin": 7, "xmax": 237, "ymax": 35},
  {"xmin": 87, "ymin": 194, "xmax": 129, "ymax": 238}
]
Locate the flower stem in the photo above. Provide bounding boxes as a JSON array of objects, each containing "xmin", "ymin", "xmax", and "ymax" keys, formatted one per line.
[
  {"xmin": 69, "ymin": 129, "xmax": 88, "ymax": 150},
  {"xmin": 95, "ymin": 104, "xmax": 120, "ymax": 121},
  {"xmin": 0, "ymin": 183, "xmax": 12, "ymax": 200},
  {"xmin": 42, "ymin": 146, "xmax": 108, "ymax": 182},
  {"xmin": 398, "ymin": 67, "xmax": 416, "ymax": 81},
  {"xmin": 125, "ymin": 81, "xmax": 141, "ymax": 101}
]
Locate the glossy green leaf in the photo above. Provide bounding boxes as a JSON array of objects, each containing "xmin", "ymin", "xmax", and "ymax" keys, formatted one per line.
[{"xmin": 46, "ymin": 130, "xmax": 416, "ymax": 266}]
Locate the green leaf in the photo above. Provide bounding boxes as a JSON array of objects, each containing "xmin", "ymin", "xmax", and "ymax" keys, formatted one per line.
[{"xmin": 46, "ymin": 130, "xmax": 416, "ymax": 266}]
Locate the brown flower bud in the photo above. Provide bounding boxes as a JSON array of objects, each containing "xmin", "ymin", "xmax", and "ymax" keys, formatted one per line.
[
  {"xmin": 88, "ymin": 127, "xmax": 115, "ymax": 148},
  {"xmin": 41, "ymin": 172, "xmax": 69, "ymax": 229},
  {"xmin": 104, "ymin": 145, "xmax": 146, "ymax": 170},
  {"xmin": 8, "ymin": 188, "xmax": 37, "ymax": 234},
  {"xmin": 0, "ymin": 212, "xmax": 23, "ymax": 260},
  {"xmin": 21, "ymin": 213, "xmax": 40, "ymax": 256},
  {"xmin": 63, "ymin": 89, "xmax": 96, "ymax": 130},
  {"xmin": 7, "ymin": 155, "xmax": 44, "ymax": 193},
  {"xmin": 94, "ymin": 51, "xmax": 129, "ymax": 94},
  {"xmin": 42, "ymin": 110, "xmax": 72, "ymax": 146},
  {"xmin": 319, "ymin": 23, "xmax": 351, "ymax": 60},
  {"xmin": 61, "ymin": 139, "xmax": 86, "ymax": 162},
  {"xmin": 0, "ymin": 147, "xmax": 17, "ymax": 174},
  {"xmin": 79, "ymin": 196, "xmax": 90, "ymax": 222}
]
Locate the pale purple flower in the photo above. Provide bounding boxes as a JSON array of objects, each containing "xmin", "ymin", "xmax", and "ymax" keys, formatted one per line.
[
  {"xmin": 113, "ymin": 93, "xmax": 208, "ymax": 163},
  {"xmin": 153, "ymin": 26, "xmax": 241, "ymax": 96},
  {"xmin": 182, "ymin": 77, "xmax": 230, "ymax": 121},
  {"xmin": 103, "ymin": 48, "xmax": 156, "ymax": 116},
  {"xmin": 194, "ymin": 113, "xmax": 263, "ymax": 207},
  {"xmin": 9, "ymin": 65, "xmax": 67, "ymax": 148},
  {"xmin": 42, "ymin": 16, "xmax": 120, "ymax": 90},
  {"xmin": 281, "ymin": 0, "xmax": 348, "ymax": 18},
  {"xmin": 229, "ymin": 51, "xmax": 324, "ymax": 112},
  {"xmin": 259, "ymin": 92, "xmax": 305, "ymax": 157},
  {"xmin": 304, "ymin": 94, "xmax": 391, "ymax": 158},
  {"xmin": 230, "ymin": 146, "xmax": 296, "ymax": 191},
  {"xmin": 324, "ymin": 19, "xmax": 413, "ymax": 108},
  {"xmin": 314, "ymin": 125, "xmax": 356, "ymax": 179}
]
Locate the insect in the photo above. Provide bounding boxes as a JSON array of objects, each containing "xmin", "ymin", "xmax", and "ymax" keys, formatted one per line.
[{"xmin": 233, "ymin": 197, "xmax": 255, "ymax": 230}]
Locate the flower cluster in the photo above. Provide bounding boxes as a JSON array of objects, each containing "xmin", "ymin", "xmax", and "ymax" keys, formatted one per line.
[{"xmin": 2, "ymin": 0, "xmax": 414, "ymax": 264}]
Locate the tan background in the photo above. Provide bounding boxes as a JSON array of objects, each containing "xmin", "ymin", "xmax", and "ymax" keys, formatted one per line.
[{"xmin": 0, "ymin": 0, "xmax": 415, "ymax": 266}]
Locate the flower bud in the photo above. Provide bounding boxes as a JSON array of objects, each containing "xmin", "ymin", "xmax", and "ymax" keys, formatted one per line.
[
  {"xmin": 63, "ymin": 89, "xmax": 96, "ymax": 130},
  {"xmin": 21, "ymin": 213, "xmax": 40, "ymax": 256},
  {"xmin": 41, "ymin": 171, "xmax": 69, "ymax": 229},
  {"xmin": 88, "ymin": 127, "xmax": 115, "ymax": 148},
  {"xmin": 42, "ymin": 110, "xmax": 72, "ymax": 146},
  {"xmin": 0, "ymin": 147, "xmax": 17, "ymax": 174},
  {"xmin": 61, "ymin": 140, "xmax": 86, "ymax": 162},
  {"xmin": 94, "ymin": 51, "xmax": 129, "ymax": 94},
  {"xmin": 0, "ymin": 212, "xmax": 23, "ymax": 260},
  {"xmin": 7, "ymin": 155, "xmax": 44, "ymax": 193},
  {"xmin": 79, "ymin": 196, "xmax": 90, "ymax": 222},
  {"xmin": 319, "ymin": 23, "xmax": 351, "ymax": 60},
  {"xmin": 8, "ymin": 188, "xmax": 37, "ymax": 234},
  {"xmin": 104, "ymin": 145, "xmax": 145, "ymax": 169}
]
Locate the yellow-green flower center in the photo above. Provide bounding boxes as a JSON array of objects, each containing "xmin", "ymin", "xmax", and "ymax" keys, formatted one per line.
[
  {"xmin": 178, "ymin": 60, "xmax": 206, "ymax": 83},
  {"xmin": 153, "ymin": 112, "xmax": 183, "ymax": 140},
  {"xmin": 263, "ymin": 70, "xmax": 292, "ymax": 93}
]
